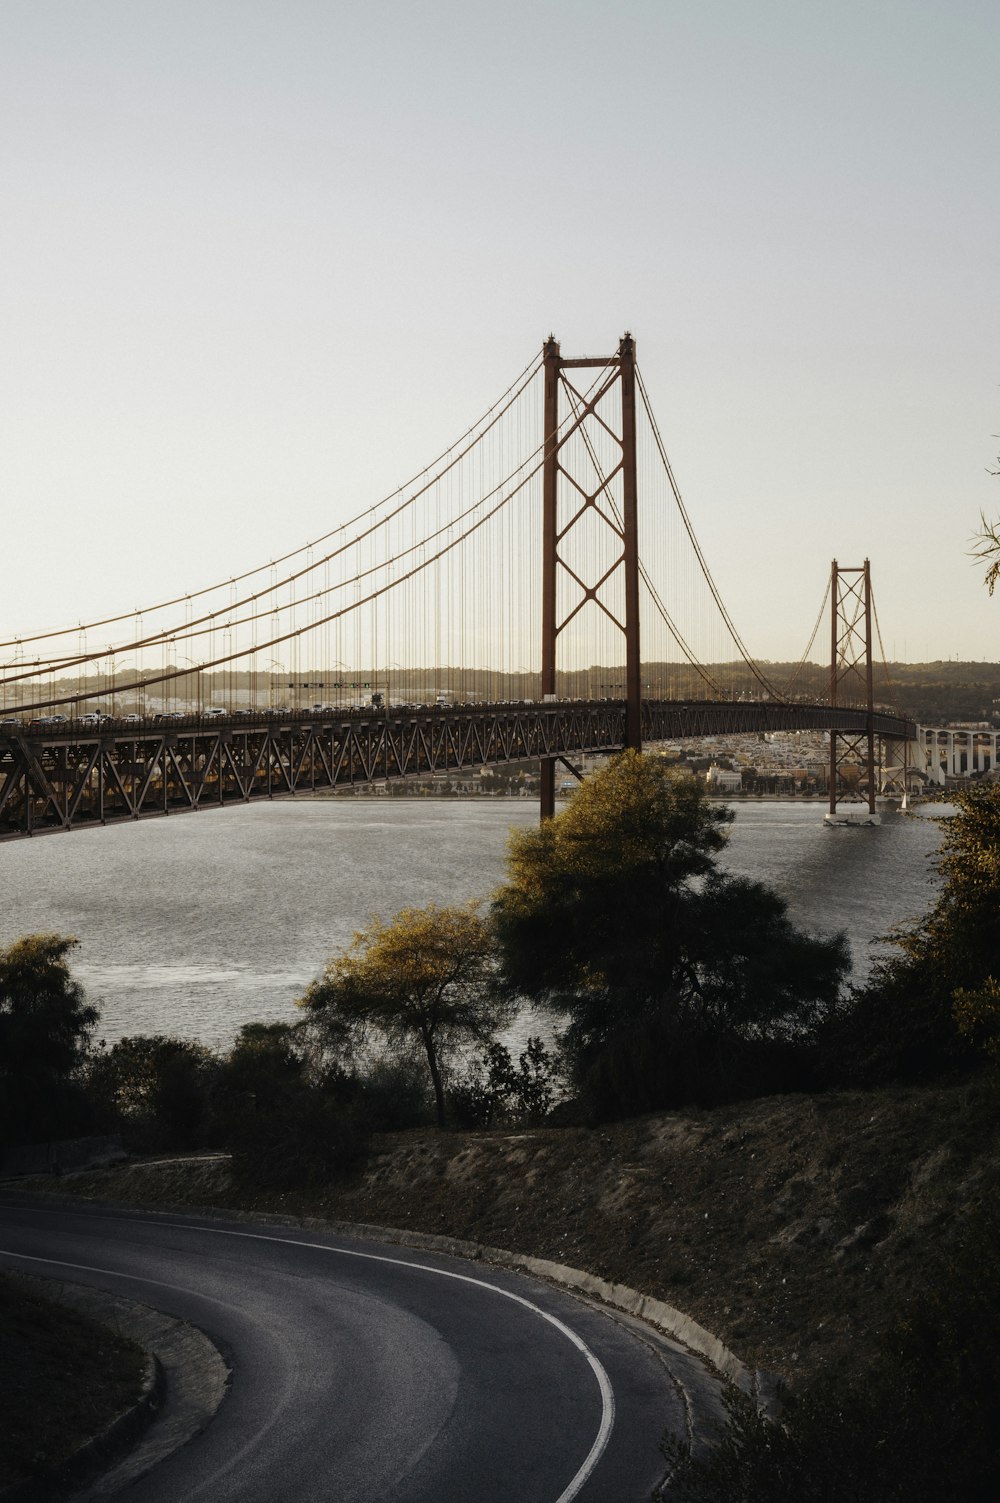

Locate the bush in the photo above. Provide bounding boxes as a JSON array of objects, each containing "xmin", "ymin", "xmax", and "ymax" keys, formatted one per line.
[
  {"xmin": 660, "ymin": 1191, "xmax": 1000, "ymax": 1502},
  {"xmin": 227, "ymin": 1082, "xmax": 371, "ymax": 1189},
  {"xmin": 84, "ymin": 1035, "xmax": 219, "ymax": 1152},
  {"xmin": 573, "ymin": 1015, "xmax": 821, "ymax": 1122},
  {"xmin": 352, "ymin": 1055, "xmax": 435, "ymax": 1132},
  {"xmin": 216, "ymin": 1022, "xmax": 371, "ymax": 1188},
  {"xmin": 822, "ymin": 785, "xmax": 1000, "ymax": 1088},
  {"xmin": 0, "ymin": 934, "xmax": 98, "ymax": 1148},
  {"xmin": 448, "ymin": 1037, "xmax": 561, "ymax": 1128}
]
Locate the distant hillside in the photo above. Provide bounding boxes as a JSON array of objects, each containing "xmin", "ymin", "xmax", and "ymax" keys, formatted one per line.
[
  {"xmin": 48, "ymin": 660, "xmax": 1000, "ymax": 727},
  {"xmin": 655, "ymin": 660, "xmax": 1000, "ymax": 726},
  {"xmin": 786, "ymin": 660, "xmax": 1000, "ymax": 725}
]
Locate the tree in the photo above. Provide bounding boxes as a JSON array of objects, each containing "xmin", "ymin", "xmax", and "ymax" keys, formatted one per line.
[
  {"xmin": 830, "ymin": 781, "xmax": 1000, "ymax": 1083},
  {"xmin": 0, "ymin": 934, "xmax": 97, "ymax": 1146},
  {"xmin": 491, "ymin": 752, "xmax": 848, "ymax": 1114},
  {"xmin": 84, "ymin": 1034, "xmax": 218, "ymax": 1150},
  {"xmin": 214, "ymin": 1022, "xmax": 369, "ymax": 1186},
  {"xmin": 971, "ymin": 509, "xmax": 1000, "ymax": 595},
  {"xmin": 299, "ymin": 902, "xmax": 511, "ymax": 1127},
  {"xmin": 970, "ymin": 455, "xmax": 1000, "ymax": 594}
]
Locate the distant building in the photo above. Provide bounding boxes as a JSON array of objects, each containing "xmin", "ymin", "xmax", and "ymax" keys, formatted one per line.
[{"xmin": 705, "ymin": 764, "xmax": 742, "ymax": 793}]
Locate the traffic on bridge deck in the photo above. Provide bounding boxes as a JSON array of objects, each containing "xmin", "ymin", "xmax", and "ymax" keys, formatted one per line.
[{"xmin": 1, "ymin": 337, "xmax": 915, "ymax": 840}]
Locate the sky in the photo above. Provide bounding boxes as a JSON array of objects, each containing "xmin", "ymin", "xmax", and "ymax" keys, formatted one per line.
[{"xmin": 1, "ymin": 0, "xmax": 998, "ymax": 663}]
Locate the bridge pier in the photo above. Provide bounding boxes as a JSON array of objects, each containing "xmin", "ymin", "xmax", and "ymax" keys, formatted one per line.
[{"xmin": 915, "ymin": 726, "xmax": 1000, "ymax": 786}]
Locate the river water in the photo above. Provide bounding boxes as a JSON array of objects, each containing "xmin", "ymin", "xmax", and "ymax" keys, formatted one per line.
[{"xmin": 0, "ymin": 798, "xmax": 948, "ymax": 1051}]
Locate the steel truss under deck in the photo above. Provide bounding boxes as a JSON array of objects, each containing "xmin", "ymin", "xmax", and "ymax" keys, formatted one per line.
[{"xmin": 0, "ymin": 700, "xmax": 915, "ymax": 840}]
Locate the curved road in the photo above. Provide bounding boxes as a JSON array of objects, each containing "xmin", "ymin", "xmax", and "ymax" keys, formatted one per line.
[{"xmin": 0, "ymin": 1200, "xmax": 716, "ymax": 1502}]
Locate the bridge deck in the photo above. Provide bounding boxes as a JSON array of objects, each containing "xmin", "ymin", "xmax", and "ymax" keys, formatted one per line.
[{"xmin": 0, "ymin": 699, "xmax": 915, "ymax": 840}]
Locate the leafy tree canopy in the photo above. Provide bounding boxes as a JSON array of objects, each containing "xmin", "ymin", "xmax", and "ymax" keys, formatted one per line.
[
  {"xmin": 494, "ymin": 751, "xmax": 732, "ymax": 1001},
  {"xmin": 492, "ymin": 753, "xmax": 848, "ymax": 1111},
  {"xmin": 0, "ymin": 934, "xmax": 96, "ymax": 1076},
  {"xmin": 299, "ymin": 902, "xmax": 511, "ymax": 1126},
  {"xmin": 84, "ymin": 1033, "xmax": 217, "ymax": 1150},
  {"xmin": 0, "ymin": 934, "xmax": 97, "ymax": 1145},
  {"xmin": 837, "ymin": 782, "xmax": 1000, "ymax": 1083}
]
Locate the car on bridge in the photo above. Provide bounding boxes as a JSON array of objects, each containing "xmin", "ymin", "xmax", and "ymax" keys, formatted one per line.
[{"xmin": 27, "ymin": 714, "xmax": 68, "ymax": 728}]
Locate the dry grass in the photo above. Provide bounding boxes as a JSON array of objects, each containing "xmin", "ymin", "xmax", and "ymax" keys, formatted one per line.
[
  {"xmin": 34, "ymin": 1076, "xmax": 1000, "ymax": 1384},
  {"xmin": 0, "ymin": 1272, "xmax": 146, "ymax": 1488}
]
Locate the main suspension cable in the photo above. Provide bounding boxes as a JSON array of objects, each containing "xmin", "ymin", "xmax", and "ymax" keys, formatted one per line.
[
  {"xmin": 781, "ymin": 574, "xmax": 831, "ymax": 698},
  {"xmin": 635, "ymin": 366, "xmax": 783, "ymax": 700},
  {"xmin": 0, "ymin": 351, "xmax": 543, "ymax": 650}
]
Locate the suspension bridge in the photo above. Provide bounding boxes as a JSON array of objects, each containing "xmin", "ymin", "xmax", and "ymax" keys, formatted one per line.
[{"xmin": 0, "ymin": 334, "xmax": 915, "ymax": 840}]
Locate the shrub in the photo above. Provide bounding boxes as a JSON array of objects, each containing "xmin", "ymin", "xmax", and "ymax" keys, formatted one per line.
[
  {"xmin": 215, "ymin": 1022, "xmax": 371, "ymax": 1188},
  {"xmin": 448, "ymin": 1037, "xmax": 561, "ymax": 1128},
  {"xmin": 352, "ymin": 1055, "xmax": 435, "ymax": 1132},
  {"xmin": 84, "ymin": 1035, "xmax": 219, "ymax": 1151},
  {"xmin": 822, "ymin": 786, "xmax": 1000, "ymax": 1087},
  {"xmin": 0, "ymin": 934, "xmax": 97, "ymax": 1147},
  {"xmin": 660, "ymin": 1192, "xmax": 1000, "ymax": 1502},
  {"xmin": 575, "ymin": 1015, "xmax": 821, "ymax": 1122},
  {"xmin": 227, "ymin": 1083, "xmax": 370, "ymax": 1189}
]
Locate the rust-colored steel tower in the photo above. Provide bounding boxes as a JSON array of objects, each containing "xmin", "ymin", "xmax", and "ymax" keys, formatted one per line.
[
  {"xmin": 828, "ymin": 559, "xmax": 877, "ymax": 817},
  {"xmin": 540, "ymin": 333, "xmax": 641, "ymax": 819}
]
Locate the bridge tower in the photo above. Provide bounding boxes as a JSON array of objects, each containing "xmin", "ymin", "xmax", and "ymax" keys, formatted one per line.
[
  {"xmin": 540, "ymin": 333, "xmax": 640, "ymax": 818},
  {"xmin": 828, "ymin": 559, "xmax": 877, "ymax": 819}
]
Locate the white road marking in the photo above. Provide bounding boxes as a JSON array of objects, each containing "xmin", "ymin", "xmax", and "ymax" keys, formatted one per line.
[{"xmin": 1, "ymin": 1210, "xmax": 615, "ymax": 1502}]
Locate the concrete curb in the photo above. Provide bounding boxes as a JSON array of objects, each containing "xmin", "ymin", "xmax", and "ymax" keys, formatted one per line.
[
  {"xmin": 213, "ymin": 1210, "xmax": 782, "ymax": 1411},
  {"xmin": 0, "ymin": 1275, "xmax": 229, "ymax": 1503},
  {"xmin": 8, "ymin": 1185, "xmax": 782, "ymax": 1412},
  {"xmin": 0, "ymin": 1278, "xmax": 162, "ymax": 1503}
]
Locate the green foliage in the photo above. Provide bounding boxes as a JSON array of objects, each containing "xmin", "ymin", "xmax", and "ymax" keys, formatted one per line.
[
  {"xmin": 449, "ymin": 1037, "xmax": 561, "ymax": 1128},
  {"xmin": 84, "ymin": 1034, "xmax": 218, "ymax": 1151},
  {"xmin": 0, "ymin": 934, "xmax": 97, "ymax": 1146},
  {"xmin": 351, "ymin": 1055, "xmax": 435, "ymax": 1131},
  {"xmin": 214, "ymin": 1022, "xmax": 307, "ymax": 1117},
  {"xmin": 216, "ymin": 1022, "xmax": 369, "ymax": 1187},
  {"xmin": 494, "ymin": 751, "xmax": 731, "ymax": 1003},
  {"xmin": 971, "ymin": 500, "xmax": 1000, "ymax": 596},
  {"xmin": 300, "ymin": 902, "xmax": 513, "ymax": 1126},
  {"xmin": 953, "ymin": 976, "xmax": 1000, "ymax": 1061},
  {"xmin": 825, "ymin": 783, "xmax": 1000, "ymax": 1084},
  {"xmin": 226, "ymin": 1081, "xmax": 370, "ymax": 1189},
  {"xmin": 660, "ymin": 1193, "xmax": 1000, "ymax": 1503},
  {"xmin": 491, "ymin": 753, "xmax": 847, "ymax": 1117}
]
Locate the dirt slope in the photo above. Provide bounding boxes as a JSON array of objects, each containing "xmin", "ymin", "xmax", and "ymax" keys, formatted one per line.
[{"xmin": 36, "ymin": 1078, "xmax": 998, "ymax": 1384}]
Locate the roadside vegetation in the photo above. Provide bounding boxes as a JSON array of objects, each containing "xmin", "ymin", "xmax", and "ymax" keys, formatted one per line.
[
  {"xmin": 4, "ymin": 748, "xmax": 1000, "ymax": 1498},
  {"xmin": 658, "ymin": 1169, "xmax": 1000, "ymax": 1503},
  {"xmin": 0, "ymin": 1272, "xmax": 146, "ymax": 1490}
]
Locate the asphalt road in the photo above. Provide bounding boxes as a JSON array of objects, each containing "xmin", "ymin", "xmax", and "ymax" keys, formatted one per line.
[{"xmin": 0, "ymin": 1200, "xmax": 719, "ymax": 1502}]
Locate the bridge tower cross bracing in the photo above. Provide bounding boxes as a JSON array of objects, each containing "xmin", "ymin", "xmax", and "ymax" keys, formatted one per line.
[
  {"xmin": 539, "ymin": 332, "xmax": 641, "ymax": 819},
  {"xmin": 828, "ymin": 558, "xmax": 877, "ymax": 817}
]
